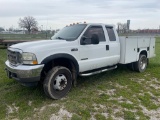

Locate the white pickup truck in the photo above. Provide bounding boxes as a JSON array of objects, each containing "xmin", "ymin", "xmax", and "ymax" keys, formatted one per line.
[{"xmin": 5, "ymin": 23, "xmax": 156, "ymax": 99}]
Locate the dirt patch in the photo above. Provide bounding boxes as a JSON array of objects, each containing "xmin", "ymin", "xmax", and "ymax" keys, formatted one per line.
[
  {"xmin": 108, "ymin": 96, "xmax": 133, "ymax": 104},
  {"xmin": 101, "ymin": 112, "xmax": 108, "ymax": 118},
  {"xmin": 111, "ymin": 115, "xmax": 124, "ymax": 120},
  {"xmin": 35, "ymin": 103, "xmax": 59, "ymax": 114},
  {"xmin": 147, "ymin": 92, "xmax": 160, "ymax": 105},
  {"xmin": 28, "ymin": 101, "xmax": 32, "ymax": 106},
  {"xmin": 92, "ymin": 104, "xmax": 108, "ymax": 119},
  {"xmin": 151, "ymin": 77, "xmax": 160, "ymax": 83},
  {"xmin": 90, "ymin": 113, "xmax": 96, "ymax": 120},
  {"xmin": 97, "ymin": 90, "xmax": 105, "ymax": 95},
  {"xmin": 115, "ymin": 83, "xmax": 127, "ymax": 89},
  {"xmin": 93, "ymin": 104, "xmax": 106, "ymax": 110},
  {"xmin": 97, "ymin": 89, "xmax": 116, "ymax": 96},
  {"xmin": 146, "ymin": 77, "xmax": 160, "ymax": 84},
  {"xmin": 144, "ymin": 74, "xmax": 150, "ymax": 77},
  {"xmin": 106, "ymin": 89, "xmax": 116, "ymax": 96},
  {"xmin": 111, "ymin": 106, "xmax": 124, "ymax": 120},
  {"xmin": 50, "ymin": 107, "xmax": 72, "ymax": 120},
  {"xmin": 140, "ymin": 105, "xmax": 160, "ymax": 120},
  {"xmin": 12, "ymin": 119, "xmax": 19, "ymax": 120},
  {"xmin": 6, "ymin": 105, "xmax": 14, "ymax": 114},
  {"xmin": 6, "ymin": 103, "xmax": 19, "ymax": 119},
  {"xmin": 6, "ymin": 103, "xmax": 19, "ymax": 114},
  {"xmin": 150, "ymin": 84, "xmax": 160, "ymax": 90},
  {"xmin": 130, "ymin": 78, "xmax": 145, "ymax": 84}
]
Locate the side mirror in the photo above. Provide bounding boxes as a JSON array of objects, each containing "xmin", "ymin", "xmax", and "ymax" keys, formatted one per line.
[
  {"xmin": 80, "ymin": 36, "xmax": 90, "ymax": 45},
  {"xmin": 91, "ymin": 34, "xmax": 99, "ymax": 44}
]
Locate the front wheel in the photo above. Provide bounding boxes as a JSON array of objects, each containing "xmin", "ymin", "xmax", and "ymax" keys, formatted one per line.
[
  {"xmin": 43, "ymin": 66, "xmax": 72, "ymax": 99},
  {"xmin": 134, "ymin": 54, "xmax": 148, "ymax": 72}
]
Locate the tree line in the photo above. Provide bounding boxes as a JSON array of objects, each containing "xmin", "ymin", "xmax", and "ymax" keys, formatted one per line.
[
  {"xmin": 1, "ymin": 16, "xmax": 129, "ymax": 34},
  {"xmin": 18, "ymin": 16, "xmax": 129, "ymax": 34}
]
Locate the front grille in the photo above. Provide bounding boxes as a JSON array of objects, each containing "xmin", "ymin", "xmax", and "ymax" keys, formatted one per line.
[{"xmin": 7, "ymin": 49, "xmax": 21, "ymax": 65}]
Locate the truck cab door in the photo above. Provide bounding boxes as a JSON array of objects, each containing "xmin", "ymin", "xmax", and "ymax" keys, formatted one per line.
[
  {"xmin": 105, "ymin": 26, "xmax": 120, "ymax": 64},
  {"xmin": 79, "ymin": 25, "xmax": 110, "ymax": 72}
]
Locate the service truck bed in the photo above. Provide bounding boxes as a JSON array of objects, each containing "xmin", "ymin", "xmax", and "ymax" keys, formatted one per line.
[{"xmin": 119, "ymin": 36, "xmax": 155, "ymax": 64}]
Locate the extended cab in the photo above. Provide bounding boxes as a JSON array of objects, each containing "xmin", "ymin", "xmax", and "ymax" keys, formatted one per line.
[{"xmin": 5, "ymin": 23, "xmax": 156, "ymax": 99}]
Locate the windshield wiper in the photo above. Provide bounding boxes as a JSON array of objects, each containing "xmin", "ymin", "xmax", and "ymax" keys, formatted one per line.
[{"xmin": 56, "ymin": 37, "xmax": 65, "ymax": 40}]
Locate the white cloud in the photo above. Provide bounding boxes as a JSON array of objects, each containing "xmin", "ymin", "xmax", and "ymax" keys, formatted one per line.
[{"xmin": 0, "ymin": 0, "xmax": 159, "ymax": 29}]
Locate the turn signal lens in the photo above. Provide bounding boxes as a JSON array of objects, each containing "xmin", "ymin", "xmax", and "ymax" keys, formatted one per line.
[{"xmin": 32, "ymin": 60, "xmax": 38, "ymax": 65}]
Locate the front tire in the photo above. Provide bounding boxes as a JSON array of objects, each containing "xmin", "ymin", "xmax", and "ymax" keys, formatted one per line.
[
  {"xmin": 134, "ymin": 54, "xmax": 148, "ymax": 72},
  {"xmin": 43, "ymin": 66, "xmax": 72, "ymax": 99}
]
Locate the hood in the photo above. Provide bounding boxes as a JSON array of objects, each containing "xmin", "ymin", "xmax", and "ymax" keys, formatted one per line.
[{"xmin": 10, "ymin": 39, "xmax": 73, "ymax": 52}]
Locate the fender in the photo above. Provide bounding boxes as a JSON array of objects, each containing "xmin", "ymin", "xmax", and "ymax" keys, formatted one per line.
[
  {"xmin": 137, "ymin": 49, "xmax": 148, "ymax": 61},
  {"xmin": 41, "ymin": 53, "xmax": 79, "ymax": 74}
]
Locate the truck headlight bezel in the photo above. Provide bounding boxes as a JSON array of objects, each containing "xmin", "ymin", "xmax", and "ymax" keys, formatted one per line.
[{"xmin": 21, "ymin": 52, "xmax": 38, "ymax": 65}]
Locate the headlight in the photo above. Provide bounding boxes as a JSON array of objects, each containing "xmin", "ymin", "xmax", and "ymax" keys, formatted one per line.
[{"xmin": 21, "ymin": 52, "xmax": 38, "ymax": 65}]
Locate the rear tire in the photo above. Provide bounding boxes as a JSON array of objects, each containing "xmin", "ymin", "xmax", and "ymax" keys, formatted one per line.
[
  {"xmin": 43, "ymin": 66, "xmax": 72, "ymax": 99},
  {"xmin": 127, "ymin": 62, "xmax": 135, "ymax": 71},
  {"xmin": 134, "ymin": 54, "xmax": 148, "ymax": 72}
]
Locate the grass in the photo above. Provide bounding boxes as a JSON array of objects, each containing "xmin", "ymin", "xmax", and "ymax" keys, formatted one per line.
[{"xmin": 0, "ymin": 37, "xmax": 160, "ymax": 120}]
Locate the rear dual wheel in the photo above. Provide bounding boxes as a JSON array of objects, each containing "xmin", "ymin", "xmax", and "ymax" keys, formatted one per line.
[
  {"xmin": 127, "ymin": 62, "xmax": 135, "ymax": 71},
  {"xmin": 127, "ymin": 54, "xmax": 148, "ymax": 72},
  {"xmin": 134, "ymin": 54, "xmax": 148, "ymax": 72},
  {"xmin": 43, "ymin": 66, "xmax": 72, "ymax": 99}
]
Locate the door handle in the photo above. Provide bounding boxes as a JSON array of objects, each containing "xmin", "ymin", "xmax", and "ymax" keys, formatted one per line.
[{"xmin": 106, "ymin": 45, "xmax": 109, "ymax": 50}]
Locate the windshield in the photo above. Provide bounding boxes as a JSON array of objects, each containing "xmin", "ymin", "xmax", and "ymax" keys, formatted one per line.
[{"xmin": 51, "ymin": 24, "xmax": 87, "ymax": 41}]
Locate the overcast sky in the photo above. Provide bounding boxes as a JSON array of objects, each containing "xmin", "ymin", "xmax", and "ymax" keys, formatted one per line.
[{"xmin": 0, "ymin": 0, "xmax": 160, "ymax": 30}]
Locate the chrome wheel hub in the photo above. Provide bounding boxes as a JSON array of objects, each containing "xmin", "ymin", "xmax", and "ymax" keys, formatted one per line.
[
  {"xmin": 53, "ymin": 74, "xmax": 67, "ymax": 91},
  {"xmin": 140, "ymin": 57, "xmax": 147, "ymax": 70}
]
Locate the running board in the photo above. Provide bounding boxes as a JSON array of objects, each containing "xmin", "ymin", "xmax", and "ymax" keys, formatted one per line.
[{"xmin": 79, "ymin": 65, "xmax": 117, "ymax": 77}]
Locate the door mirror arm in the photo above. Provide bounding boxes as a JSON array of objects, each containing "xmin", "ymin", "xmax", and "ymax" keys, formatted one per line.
[{"xmin": 81, "ymin": 36, "xmax": 91, "ymax": 45}]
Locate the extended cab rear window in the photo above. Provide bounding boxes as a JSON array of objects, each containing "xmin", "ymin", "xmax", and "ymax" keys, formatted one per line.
[{"xmin": 106, "ymin": 27, "xmax": 116, "ymax": 41}]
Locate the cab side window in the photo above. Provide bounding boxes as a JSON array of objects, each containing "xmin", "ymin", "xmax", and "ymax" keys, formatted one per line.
[
  {"xmin": 82, "ymin": 26, "xmax": 106, "ymax": 44},
  {"xmin": 106, "ymin": 27, "xmax": 116, "ymax": 41}
]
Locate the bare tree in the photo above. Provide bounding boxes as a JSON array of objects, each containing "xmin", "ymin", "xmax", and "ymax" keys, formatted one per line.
[
  {"xmin": 19, "ymin": 16, "xmax": 38, "ymax": 34},
  {"xmin": 117, "ymin": 23, "xmax": 127, "ymax": 34}
]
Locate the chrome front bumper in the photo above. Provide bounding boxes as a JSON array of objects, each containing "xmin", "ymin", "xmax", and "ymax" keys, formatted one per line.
[{"xmin": 5, "ymin": 60, "xmax": 44, "ymax": 83}]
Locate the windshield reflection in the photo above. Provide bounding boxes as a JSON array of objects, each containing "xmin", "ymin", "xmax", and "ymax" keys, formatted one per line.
[{"xmin": 51, "ymin": 24, "xmax": 87, "ymax": 41}]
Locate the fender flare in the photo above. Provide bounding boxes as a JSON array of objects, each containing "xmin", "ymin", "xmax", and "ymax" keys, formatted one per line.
[
  {"xmin": 137, "ymin": 49, "xmax": 148, "ymax": 61},
  {"xmin": 41, "ymin": 53, "xmax": 79, "ymax": 74}
]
